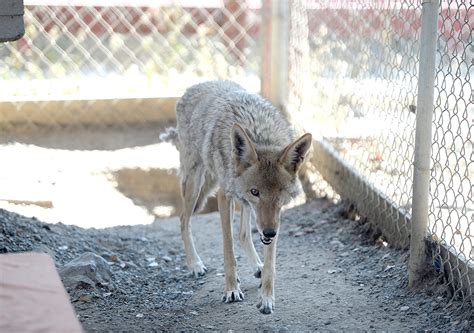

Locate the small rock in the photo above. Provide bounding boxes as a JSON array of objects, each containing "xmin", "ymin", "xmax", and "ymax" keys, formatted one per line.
[
  {"xmin": 301, "ymin": 273, "xmax": 309, "ymax": 279},
  {"xmin": 136, "ymin": 313, "xmax": 144, "ymax": 318},
  {"xmin": 147, "ymin": 262, "xmax": 159, "ymax": 268},
  {"xmin": 400, "ymin": 306, "xmax": 410, "ymax": 312},
  {"xmin": 79, "ymin": 295, "xmax": 92, "ymax": 303},
  {"xmin": 303, "ymin": 227, "xmax": 315, "ymax": 234},
  {"xmin": 384, "ymin": 265, "xmax": 395, "ymax": 272},
  {"xmin": 330, "ymin": 240, "xmax": 344, "ymax": 248},
  {"xmin": 162, "ymin": 256, "xmax": 172, "ymax": 262},
  {"xmin": 327, "ymin": 269, "xmax": 338, "ymax": 274},
  {"xmin": 109, "ymin": 255, "xmax": 119, "ymax": 262},
  {"xmin": 324, "ymin": 320, "xmax": 331, "ymax": 325},
  {"xmin": 125, "ymin": 261, "xmax": 137, "ymax": 269},
  {"xmin": 59, "ymin": 252, "xmax": 113, "ymax": 289},
  {"xmin": 58, "ymin": 245, "xmax": 68, "ymax": 251},
  {"xmin": 190, "ymin": 311, "xmax": 198, "ymax": 315},
  {"xmin": 294, "ymin": 231, "xmax": 305, "ymax": 237}
]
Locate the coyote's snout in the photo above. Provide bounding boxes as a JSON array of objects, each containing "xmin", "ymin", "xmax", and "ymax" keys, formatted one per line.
[
  {"xmin": 261, "ymin": 228, "xmax": 276, "ymax": 245},
  {"xmin": 162, "ymin": 80, "xmax": 311, "ymax": 314}
]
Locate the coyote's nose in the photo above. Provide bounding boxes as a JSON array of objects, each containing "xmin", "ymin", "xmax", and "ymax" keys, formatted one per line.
[
  {"xmin": 262, "ymin": 228, "xmax": 277, "ymax": 238},
  {"xmin": 261, "ymin": 228, "xmax": 276, "ymax": 245}
]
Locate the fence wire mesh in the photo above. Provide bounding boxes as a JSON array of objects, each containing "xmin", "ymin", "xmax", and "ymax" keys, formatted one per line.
[
  {"xmin": 291, "ymin": 0, "xmax": 472, "ymax": 306},
  {"xmin": 293, "ymin": 0, "xmax": 421, "ymax": 244},
  {"xmin": 0, "ymin": 1, "xmax": 261, "ymax": 228},
  {"xmin": 0, "ymin": 1, "xmax": 261, "ymax": 101},
  {"xmin": 429, "ymin": 0, "xmax": 473, "ymax": 304}
]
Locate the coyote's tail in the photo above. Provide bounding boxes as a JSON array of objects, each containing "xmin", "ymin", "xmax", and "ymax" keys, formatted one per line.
[{"xmin": 159, "ymin": 127, "xmax": 179, "ymax": 146}]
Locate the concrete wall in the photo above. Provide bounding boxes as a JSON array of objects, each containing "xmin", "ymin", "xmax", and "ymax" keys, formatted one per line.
[{"xmin": 0, "ymin": 97, "xmax": 179, "ymax": 128}]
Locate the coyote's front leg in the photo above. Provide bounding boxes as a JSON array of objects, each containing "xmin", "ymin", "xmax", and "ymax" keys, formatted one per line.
[
  {"xmin": 218, "ymin": 189, "xmax": 243, "ymax": 303},
  {"xmin": 257, "ymin": 237, "xmax": 277, "ymax": 314}
]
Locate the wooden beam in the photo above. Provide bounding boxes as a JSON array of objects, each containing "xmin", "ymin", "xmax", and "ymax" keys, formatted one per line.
[{"xmin": 0, "ymin": 252, "xmax": 83, "ymax": 332}]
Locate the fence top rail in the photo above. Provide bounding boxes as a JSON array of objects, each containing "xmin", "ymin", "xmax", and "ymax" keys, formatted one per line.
[
  {"xmin": 305, "ymin": 1, "xmax": 460, "ymax": 10},
  {"xmin": 24, "ymin": 0, "xmax": 262, "ymax": 8}
]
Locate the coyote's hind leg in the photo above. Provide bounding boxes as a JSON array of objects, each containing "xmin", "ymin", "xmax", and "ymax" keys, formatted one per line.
[{"xmin": 180, "ymin": 169, "xmax": 207, "ymax": 277}]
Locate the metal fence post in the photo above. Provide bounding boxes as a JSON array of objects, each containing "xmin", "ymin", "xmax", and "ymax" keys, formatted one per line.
[
  {"xmin": 261, "ymin": 0, "xmax": 289, "ymax": 114},
  {"xmin": 408, "ymin": 0, "xmax": 439, "ymax": 288}
]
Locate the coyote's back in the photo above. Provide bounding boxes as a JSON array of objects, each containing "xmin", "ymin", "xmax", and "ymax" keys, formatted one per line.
[{"xmin": 175, "ymin": 80, "xmax": 294, "ymax": 183}]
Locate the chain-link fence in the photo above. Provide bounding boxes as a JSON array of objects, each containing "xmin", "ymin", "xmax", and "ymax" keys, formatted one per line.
[
  {"xmin": 429, "ymin": 0, "xmax": 473, "ymax": 304},
  {"xmin": 290, "ymin": 0, "xmax": 472, "ymax": 306},
  {"xmin": 0, "ymin": 1, "xmax": 261, "ymax": 227},
  {"xmin": 0, "ymin": 1, "xmax": 261, "ymax": 101}
]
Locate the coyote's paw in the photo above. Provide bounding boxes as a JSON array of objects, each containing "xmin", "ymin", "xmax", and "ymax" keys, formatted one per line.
[
  {"xmin": 222, "ymin": 288, "xmax": 244, "ymax": 303},
  {"xmin": 257, "ymin": 295, "xmax": 275, "ymax": 315},
  {"xmin": 188, "ymin": 261, "xmax": 207, "ymax": 278}
]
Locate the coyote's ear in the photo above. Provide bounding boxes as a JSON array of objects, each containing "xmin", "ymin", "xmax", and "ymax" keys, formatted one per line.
[
  {"xmin": 231, "ymin": 124, "xmax": 258, "ymax": 173},
  {"xmin": 279, "ymin": 133, "xmax": 312, "ymax": 174}
]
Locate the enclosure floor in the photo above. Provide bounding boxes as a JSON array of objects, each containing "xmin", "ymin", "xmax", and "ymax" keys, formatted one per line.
[{"xmin": 1, "ymin": 199, "xmax": 471, "ymax": 331}]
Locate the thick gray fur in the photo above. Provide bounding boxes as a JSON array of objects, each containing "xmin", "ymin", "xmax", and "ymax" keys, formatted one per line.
[{"xmin": 174, "ymin": 80, "xmax": 295, "ymax": 205}]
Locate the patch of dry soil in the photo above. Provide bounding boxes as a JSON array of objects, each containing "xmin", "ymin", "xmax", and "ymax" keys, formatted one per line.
[{"xmin": 0, "ymin": 199, "xmax": 471, "ymax": 331}]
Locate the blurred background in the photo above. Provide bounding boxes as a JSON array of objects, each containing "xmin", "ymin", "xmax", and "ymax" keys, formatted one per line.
[{"xmin": 0, "ymin": 0, "xmax": 472, "ymax": 302}]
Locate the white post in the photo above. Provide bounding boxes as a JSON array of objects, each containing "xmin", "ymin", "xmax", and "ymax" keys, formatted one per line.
[
  {"xmin": 408, "ymin": 0, "xmax": 439, "ymax": 288},
  {"xmin": 261, "ymin": 0, "xmax": 289, "ymax": 113}
]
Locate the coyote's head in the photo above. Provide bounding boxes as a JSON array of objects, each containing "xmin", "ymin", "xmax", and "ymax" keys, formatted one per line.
[{"xmin": 231, "ymin": 124, "xmax": 312, "ymax": 245}]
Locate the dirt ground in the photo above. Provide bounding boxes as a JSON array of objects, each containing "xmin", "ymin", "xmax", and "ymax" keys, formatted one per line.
[{"xmin": 0, "ymin": 198, "xmax": 472, "ymax": 331}]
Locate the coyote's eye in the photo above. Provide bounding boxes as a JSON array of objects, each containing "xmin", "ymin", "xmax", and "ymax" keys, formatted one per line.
[{"xmin": 250, "ymin": 188, "xmax": 260, "ymax": 197}]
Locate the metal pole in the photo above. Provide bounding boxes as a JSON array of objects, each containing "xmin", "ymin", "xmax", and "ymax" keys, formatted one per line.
[
  {"xmin": 408, "ymin": 0, "xmax": 439, "ymax": 288},
  {"xmin": 261, "ymin": 0, "xmax": 289, "ymax": 114}
]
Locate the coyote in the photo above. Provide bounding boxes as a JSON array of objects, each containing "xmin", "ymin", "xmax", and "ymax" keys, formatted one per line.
[{"xmin": 161, "ymin": 81, "xmax": 312, "ymax": 314}]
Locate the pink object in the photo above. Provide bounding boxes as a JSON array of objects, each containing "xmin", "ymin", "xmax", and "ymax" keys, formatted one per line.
[{"xmin": 0, "ymin": 252, "xmax": 83, "ymax": 333}]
